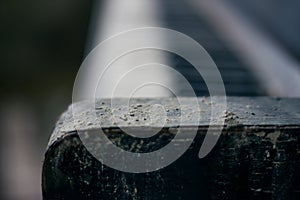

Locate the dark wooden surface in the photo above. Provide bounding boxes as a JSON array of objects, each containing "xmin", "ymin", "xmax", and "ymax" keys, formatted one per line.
[{"xmin": 43, "ymin": 97, "xmax": 300, "ymax": 199}]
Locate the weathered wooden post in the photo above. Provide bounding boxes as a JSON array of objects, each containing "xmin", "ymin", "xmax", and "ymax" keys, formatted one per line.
[{"xmin": 42, "ymin": 97, "xmax": 300, "ymax": 199}]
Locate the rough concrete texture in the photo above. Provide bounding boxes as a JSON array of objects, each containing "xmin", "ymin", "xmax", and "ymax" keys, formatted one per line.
[{"xmin": 43, "ymin": 97, "xmax": 300, "ymax": 199}]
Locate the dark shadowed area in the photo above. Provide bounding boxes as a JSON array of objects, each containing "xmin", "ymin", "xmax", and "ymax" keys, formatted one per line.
[{"xmin": 0, "ymin": 0, "xmax": 93, "ymax": 199}]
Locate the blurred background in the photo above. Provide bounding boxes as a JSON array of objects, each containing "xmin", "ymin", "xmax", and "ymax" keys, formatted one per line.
[
  {"xmin": 0, "ymin": 0, "xmax": 300, "ymax": 199},
  {"xmin": 0, "ymin": 0, "xmax": 93, "ymax": 199}
]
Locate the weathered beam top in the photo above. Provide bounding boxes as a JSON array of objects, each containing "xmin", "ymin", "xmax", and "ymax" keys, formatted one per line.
[
  {"xmin": 48, "ymin": 97, "xmax": 300, "ymax": 148},
  {"xmin": 43, "ymin": 97, "xmax": 300, "ymax": 199}
]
